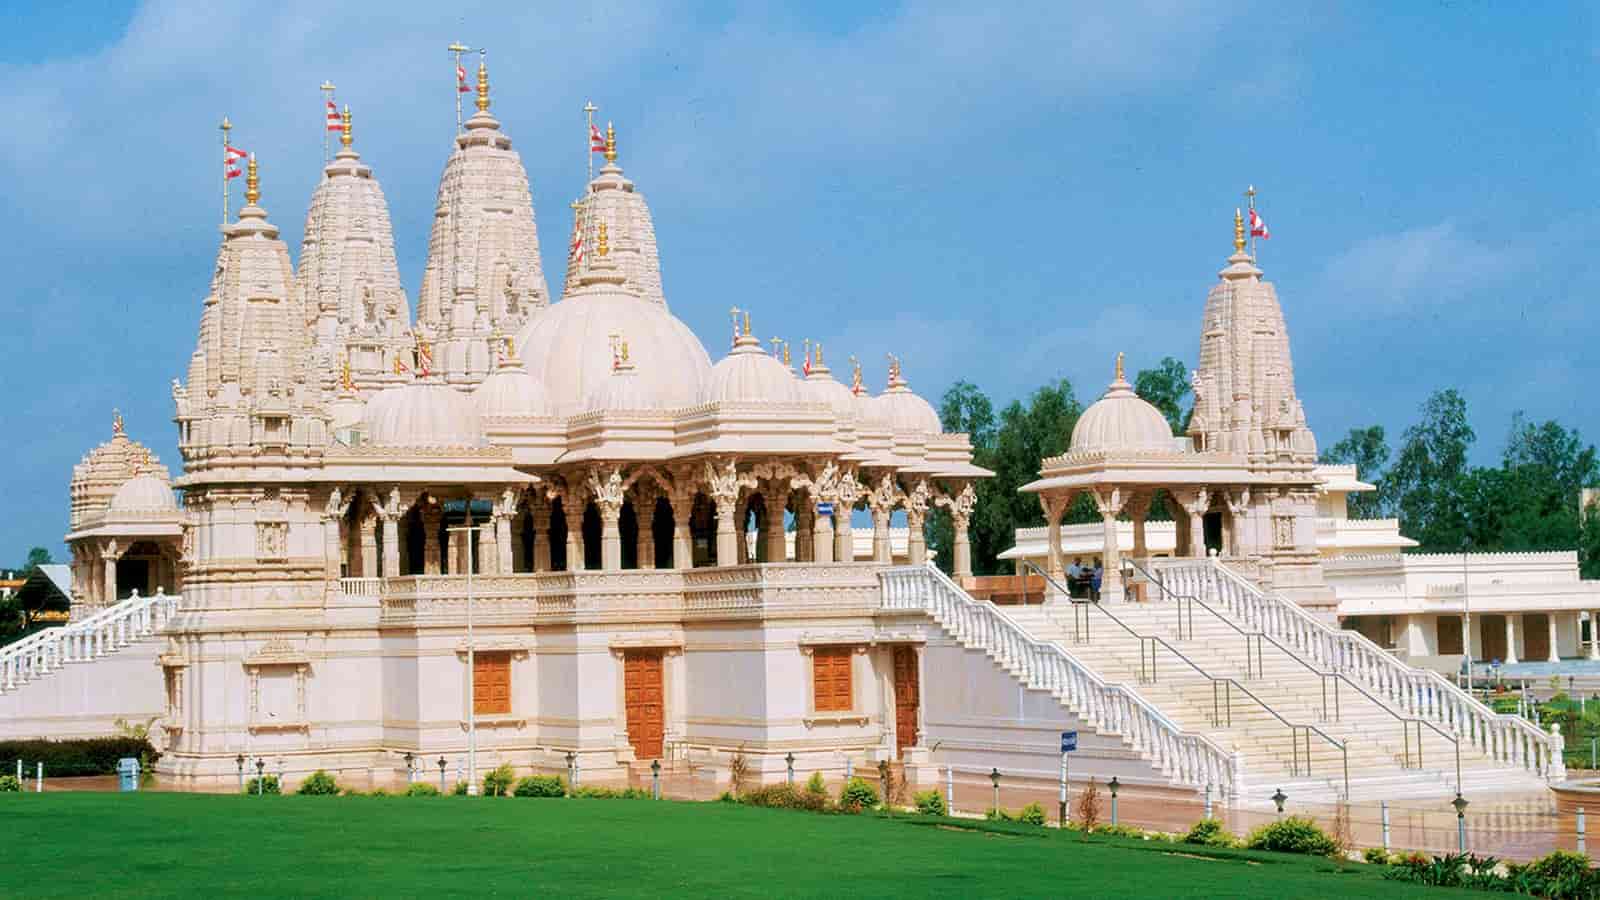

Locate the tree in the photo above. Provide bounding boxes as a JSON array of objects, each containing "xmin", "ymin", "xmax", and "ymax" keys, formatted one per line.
[
  {"xmin": 1133, "ymin": 357, "xmax": 1192, "ymax": 435},
  {"xmin": 1318, "ymin": 426, "xmax": 1390, "ymax": 519},
  {"xmin": 23, "ymin": 547, "xmax": 51, "ymax": 572},
  {"xmin": 1381, "ymin": 389, "xmax": 1475, "ymax": 552},
  {"xmin": 937, "ymin": 380, "xmax": 997, "ymax": 450}
]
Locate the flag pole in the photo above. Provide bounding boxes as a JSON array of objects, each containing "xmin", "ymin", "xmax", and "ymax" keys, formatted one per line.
[
  {"xmin": 1246, "ymin": 184, "xmax": 1257, "ymax": 262},
  {"xmin": 584, "ymin": 100, "xmax": 597, "ymax": 185},
  {"xmin": 320, "ymin": 81, "xmax": 337, "ymax": 164},
  {"xmin": 220, "ymin": 116, "xmax": 231, "ymax": 225},
  {"xmin": 448, "ymin": 42, "xmax": 471, "ymax": 135}
]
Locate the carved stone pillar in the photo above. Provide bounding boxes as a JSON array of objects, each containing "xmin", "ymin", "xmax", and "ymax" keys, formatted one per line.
[
  {"xmin": 834, "ymin": 471, "xmax": 861, "ymax": 563},
  {"xmin": 672, "ymin": 495, "xmax": 693, "ymax": 570},
  {"xmin": 381, "ymin": 514, "xmax": 400, "ymax": 578},
  {"xmin": 1504, "ymin": 616, "xmax": 1519, "ymax": 665},
  {"xmin": 567, "ymin": 513, "xmax": 583, "ymax": 571},
  {"xmin": 1093, "ymin": 487, "xmax": 1126, "ymax": 601},
  {"xmin": 589, "ymin": 468, "xmax": 625, "ymax": 572},
  {"xmin": 952, "ymin": 507, "xmax": 973, "ymax": 578},
  {"xmin": 795, "ymin": 495, "xmax": 814, "ymax": 563},
  {"xmin": 764, "ymin": 489, "xmax": 787, "ymax": 563},
  {"xmin": 422, "ymin": 504, "xmax": 442, "ymax": 575},
  {"xmin": 495, "ymin": 511, "xmax": 514, "ymax": 575},
  {"xmin": 532, "ymin": 499, "xmax": 551, "ymax": 573},
  {"xmin": 1548, "ymin": 613, "xmax": 1560, "ymax": 663},
  {"xmin": 1128, "ymin": 493, "xmax": 1150, "ymax": 560},
  {"xmin": 102, "ymin": 547, "xmax": 117, "ymax": 605},
  {"xmin": 811, "ymin": 499, "xmax": 835, "ymax": 564},
  {"xmin": 734, "ymin": 498, "xmax": 750, "ymax": 564},
  {"xmin": 359, "ymin": 511, "xmax": 379, "ymax": 578},
  {"xmin": 905, "ymin": 480, "xmax": 930, "ymax": 566},
  {"xmin": 1042, "ymin": 494, "xmax": 1069, "ymax": 582},
  {"xmin": 1226, "ymin": 489, "xmax": 1254, "ymax": 558},
  {"xmin": 636, "ymin": 488, "xmax": 657, "ymax": 570},
  {"xmin": 715, "ymin": 498, "xmax": 738, "ymax": 567},
  {"xmin": 1176, "ymin": 489, "xmax": 1208, "ymax": 558}
]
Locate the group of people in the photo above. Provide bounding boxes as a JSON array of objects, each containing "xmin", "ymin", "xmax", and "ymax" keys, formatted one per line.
[{"xmin": 1066, "ymin": 557, "xmax": 1103, "ymax": 601}]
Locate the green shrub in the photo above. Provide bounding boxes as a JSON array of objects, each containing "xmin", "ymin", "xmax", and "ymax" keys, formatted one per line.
[
  {"xmin": 405, "ymin": 782, "xmax": 440, "ymax": 797},
  {"xmin": 512, "ymin": 775, "xmax": 566, "ymax": 798},
  {"xmin": 0, "ymin": 737, "xmax": 158, "ymax": 778},
  {"xmin": 1091, "ymin": 824, "xmax": 1149, "ymax": 840},
  {"xmin": 984, "ymin": 808, "xmax": 1014, "ymax": 822},
  {"xmin": 1244, "ymin": 816, "xmax": 1338, "ymax": 856},
  {"xmin": 716, "ymin": 791, "xmax": 736, "ymax": 803},
  {"xmin": 805, "ymin": 772, "xmax": 827, "ymax": 796},
  {"xmin": 914, "ymin": 789, "xmax": 947, "ymax": 817},
  {"xmin": 1361, "ymin": 847, "xmax": 1392, "ymax": 865},
  {"xmin": 741, "ymin": 784, "xmax": 828, "ymax": 812},
  {"xmin": 297, "ymin": 770, "xmax": 339, "ymax": 796},
  {"xmin": 451, "ymin": 781, "xmax": 469, "ymax": 796},
  {"xmin": 1183, "ymin": 818, "xmax": 1237, "ymax": 848},
  {"xmin": 838, "ymin": 777, "xmax": 878, "ymax": 812},
  {"xmin": 1017, "ymin": 802, "xmax": 1047, "ymax": 827},
  {"xmin": 483, "ymin": 764, "xmax": 515, "ymax": 797},
  {"xmin": 1525, "ymin": 849, "xmax": 1593, "ymax": 885},
  {"xmin": 243, "ymin": 775, "xmax": 281, "ymax": 795},
  {"xmin": 572, "ymin": 785, "xmax": 650, "ymax": 800},
  {"xmin": 0, "ymin": 775, "xmax": 20, "ymax": 793}
]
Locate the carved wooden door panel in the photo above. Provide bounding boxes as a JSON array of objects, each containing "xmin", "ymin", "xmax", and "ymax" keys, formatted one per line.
[
  {"xmin": 893, "ymin": 646, "xmax": 920, "ymax": 754},
  {"xmin": 473, "ymin": 653, "xmax": 511, "ymax": 715},
  {"xmin": 1523, "ymin": 614, "xmax": 1550, "ymax": 661},
  {"xmin": 1481, "ymin": 615, "xmax": 1507, "ymax": 663},
  {"xmin": 624, "ymin": 651, "xmax": 665, "ymax": 760}
]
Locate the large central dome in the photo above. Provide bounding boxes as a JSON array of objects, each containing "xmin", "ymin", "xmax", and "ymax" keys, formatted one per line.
[{"xmin": 516, "ymin": 258, "xmax": 710, "ymax": 415}]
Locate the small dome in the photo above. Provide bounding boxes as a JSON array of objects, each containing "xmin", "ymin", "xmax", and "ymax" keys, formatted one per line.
[
  {"xmin": 517, "ymin": 278, "xmax": 709, "ymax": 415},
  {"xmin": 703, "ymin": 334, "xmax": 806, "ymax": 405},
  {"xmin": 583, "ymin": 355, "xmax": 656, "ymax": 411},
  {"xmin": 1070, "ymin": 357, "xmax": 1175, "ymax": 454},
  {"xmin": 872, "ymin": 362, "xmax": 941, "ymax": 434},
  {"xmin": 803, "ymin": 361, "xmax": 856, "ymax": 422},
  {"xmin": 364, "ymin": 379, "xmax": 484, "ymax": 447},
  {"xmin": 329, "ymin": 392, "xmax": 367, "ymax": 432},
  {"xmin": 109, "ymin": 472, "xmax": 176, "ymax": 513},
  {"xmin": 473, "ymin": 356, "xmax": 551, "ymax": 418}
]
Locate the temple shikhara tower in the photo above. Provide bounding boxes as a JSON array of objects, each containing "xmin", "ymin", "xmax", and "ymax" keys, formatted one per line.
[{"xmin": 4, "ymin": 52, "xmax": 1582, "ymax": 816}]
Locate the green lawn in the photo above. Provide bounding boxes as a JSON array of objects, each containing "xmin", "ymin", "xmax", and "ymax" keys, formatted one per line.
[{"xmin": 2, "ymin": 793, "xmax": 1448, "ymax": 898}]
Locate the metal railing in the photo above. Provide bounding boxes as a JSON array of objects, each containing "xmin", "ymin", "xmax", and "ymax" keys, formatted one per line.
[
  {"xmin": 1156, "ymin": 558, "xmax": 1562, "ymax": 779},
  {"xmin": 1020, "ymin": 561, "xmax": 1347, "ymax": 792}
]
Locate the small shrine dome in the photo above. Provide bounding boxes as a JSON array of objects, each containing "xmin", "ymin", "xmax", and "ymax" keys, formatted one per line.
[
  {"xmin": 871, "ymin": 357, "xmax": 941, "ymax": 434},
  {"xmin": 703, "ymin": 328, "xmax": 805, "ymax": 406},
  {"xmin": 1070, "ymin": 354, "xmax": 1176, "ymax": 454},
  {"xmin": 364, "ymin": 378, "xmax": 484, "ymax": 447},
  {"xmin": 109, "ymin": 472, "xmax": 177, "ymax": 513},
  {"xmin": 473, "ymin": 348, "xmax": 552, "ymax": 418}
]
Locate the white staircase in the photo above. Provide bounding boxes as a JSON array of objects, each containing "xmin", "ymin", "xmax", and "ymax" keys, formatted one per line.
[
  {"xmin": 0, "ymin": 590, "xmax": 180, "ymax": 694},
  {"xmin": 880, "ymin": 565, "xmax": 1243, "ymax": 797}
]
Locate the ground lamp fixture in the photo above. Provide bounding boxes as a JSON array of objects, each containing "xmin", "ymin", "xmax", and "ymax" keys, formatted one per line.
[
  {"xmin": 651, "ymin": 759, "xmax": 662, "ymax": 800},
  {"xmin": 566, "ymin": 751, "xmax": 577, "ymax": 795},
  {"xmin": 255, "ymin": 758, "xmax": 266, "ymax": 795},
  {"xmin": 1107, "ymin": 776, "xmax": 1120, "ymax": 825},
  {"xmin": 989, "ymin": 767, "xmax": 1001, "ymax": 813},
  {"xmin": 1452, "ymin": 792, "xmax": 1469, "ymax": 852},
  {"xmin": 438, "ymin": 756, "xmax": 447, "ymax": 792},
  {"xmin": 235, "ymin": 754, "xmax": 245, "ymax": 792},
  {"xmin": 403, "ymin": 752, "xmax": 414, "ymax": 784},
  {"xmin": 1272, "ymin": 788, "xmax": 1287, "ymax": 815},
  {"xmin": 785, "ymin": 752, "xmax": 796, "ymax": 785}
]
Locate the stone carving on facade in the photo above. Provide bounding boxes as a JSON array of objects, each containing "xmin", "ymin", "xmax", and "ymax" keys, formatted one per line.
[
  {"xmin": 255, "ymin": 521, "xmax": 288, "ymax": 561},
  {"xmin": 1272, "ymin": 515, "xmax": 1295, "ymax": 550},
  {"xmin": 865, "ymin": 472, "xmax": 903, "ymax": 512},
  {"xmin": 588, "ymin": 466, "xmax": 627, "ymax": 520}
]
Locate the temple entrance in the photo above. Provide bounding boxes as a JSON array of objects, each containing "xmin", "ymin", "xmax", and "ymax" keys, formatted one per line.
[
  {"xmin": 1524, "ymin": 614, "xmax": 1550, "ymax": 661},
  {"xmin": 1203, "ymin": 512, "xmax": 1224, "ymax": 556},
  {"xmin": 624, "ymin": 651, "xmax": 665, "ymax": 761},
  {"xmin": 1481, "ymin": 614, "xmax": 1507, "ymax": 662},
  {"xmin": 893, "ymin": 646, "xmax": 920, "ymax": 754}
]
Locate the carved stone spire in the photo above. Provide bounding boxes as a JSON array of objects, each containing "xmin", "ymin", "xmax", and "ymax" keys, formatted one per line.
[{"xmin": 563, "ymin": 121, "xmax": 668, "ymax": 308}]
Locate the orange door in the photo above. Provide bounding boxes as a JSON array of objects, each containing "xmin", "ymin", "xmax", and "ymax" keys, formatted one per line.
[
  {"xmin": 473, "ymin": 653, "xmax": 511, "ymax": 715},
  {"xmin": 1523, "ymin": 614, "xmax": 1550, "ymax": 661},
  {"xmin": 893, "ymin": 646, "xmax": 920, "ymax": 754},
  {"xmin": 624, "ymin": 651, "xmax": 665, "ymax": 760},
  {"xmin": 1480, "ymin": 615, "xmax": 1507, "ymax": 662}
]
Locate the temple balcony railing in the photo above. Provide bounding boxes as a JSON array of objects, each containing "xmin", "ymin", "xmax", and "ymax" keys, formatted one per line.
[{"xmin": 372, "ymin": 563, "xmax": 887, "ymax": 626}]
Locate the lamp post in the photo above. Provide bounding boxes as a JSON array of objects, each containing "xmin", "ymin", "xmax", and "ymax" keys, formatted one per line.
[
  {"xmin": 1452, "ymin": 791, "xmax": 1469, "ymax": 853},
  {"xmin": 878, "ymin": 760, "xmax": 891, "ymax": 809},
  {"xmin": 236, "ymin": 754, "xmax": 245, "ymax": 794},
  {"xmin": 404, "ymin": 752, "xmax": 415, "ymax": 785},
  {"xmin": 565, "ymin": 750, "xmax": 577, "ymax": 795},
  {"xmin": 1107, "ymin": 776, "xmax": 1120, "ymax": 826},
  {"xmin": 438, "ymin": 756, "xmax": 448, "ymax": 793},
  {"xmin": 1272, "ymin": 788, "xmax": 1287, "ymax": 819},
  {"xmin": 989, "ymin": 768, "xmax": 1001, "ymax": 814},
  {"xmin": 448, "ymin": 512, "xmax": 484, "ymax": 796},
  {"xmin": 651, "ymin": 759, "xmax": 661, "ymax": 800},
  {"xmin": 255, "ymin": 758, "xmax": 266, "ymax": 796},
  {"xmin": 785, "ymin": 752, "xmax": 796, "ymax": 786},
  {"xmin": 1462, "ymin": 537, "xmax": 1471, "ymax": 687}
]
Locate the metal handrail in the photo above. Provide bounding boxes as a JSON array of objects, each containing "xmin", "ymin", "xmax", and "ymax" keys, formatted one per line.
[
  {"xmin": 1021, "ymin": 561, "xmax": 1347, "ymax": 792},
  {"xmin": 1131, "ymin": 558, "xmax": 1463, "ymax": 788}
]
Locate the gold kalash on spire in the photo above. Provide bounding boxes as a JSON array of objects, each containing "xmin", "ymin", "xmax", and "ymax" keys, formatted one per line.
[
  {"xmin": 244, "ymin": 154, "xmax": 261, "ymax": 207},
  {"xmin": 475, "ymin": 56, "xmax": 491, "ymax": 113},
  {"xmin": 340, "ymin": 105, "xmax": 353, "ymax": 148},
  {"xmin": 1232, "ymin": 207, "xmax": 1245, "ymax": 253},
  {"xmin": 604, "ymin": 121, "xmax": 617, "ymax": 164}
]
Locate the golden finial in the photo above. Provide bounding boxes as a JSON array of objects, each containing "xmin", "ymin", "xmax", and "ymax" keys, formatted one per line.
[
  {"xmin": 1115, "ymin": 351, "xmax": 1125, "ymax": 382},
  {"xmin": 816, "ymin": 343, "xmax": 825, "ymax": 366},
  {"xmin": 742, "ymin": 311, "xmax": 751, "ymax": 337},
  {"xmin": 340, "ymin": 105, "xmax": 352, "ymax": 148},
  {"xmin": 621, "ymin": 340, "xmax": 630, "ymax": 363},
  {"xmin": 604, "ymin": 121, "xmax": 617, "ymax": 163},
  {"xmin": 112, "ymin": 408, "xmax": 125, "ymax": 436},
  {"xmin": 1246, "ymin": 184, "xmax": 1257, "ymax": 210},
  {"xmin": 886, "ymin": 353, "xmax": 901, "ymax": 383},
  {"xmin": 769, "ymin": 337, "xmax": 782, "ymax": 357},
  {"xmin": 504, "ymin": 336, "xmax": 514, "ymax": 361},
  {"xmin": 1233, "ymin": 207, "xmax": 1245, "ymax": 252},
  {"xmin": 596, "ymin": 221, "xmax": 609, "ymax": 257},
  {"xmin": 244, "ymin": 154, "xmax": 260, "ymax": 206},
  {"xmin": 340, "ymin": 354, "xmax": 354, "ymax": 391},
  {"xmin": 783, "ymin": 342, "xmax": 792, "ymax": 367},
  {"xmin": 475, "ymin": 57, "xmax": 490, "ymax": 113}
]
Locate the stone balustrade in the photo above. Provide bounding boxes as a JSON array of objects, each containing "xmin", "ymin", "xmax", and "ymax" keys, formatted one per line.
[{"xmin": 1, "ymin": 590, "xmax": 180, "ymax": 693}]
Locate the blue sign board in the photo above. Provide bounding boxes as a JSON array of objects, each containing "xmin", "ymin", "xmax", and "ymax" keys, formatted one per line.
[
  {"xmin": 117, "ymin": 757, "xmax": 140, "ymax": 792},
  {"xmin": 1060, "ymin": 731, "xmax": 1078, "ymax": 753},
  {"xmin": 816, "ymin": 502, "xmax": 835, "ymax": 516}
]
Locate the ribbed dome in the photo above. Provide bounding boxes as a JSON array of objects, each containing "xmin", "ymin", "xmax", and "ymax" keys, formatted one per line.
[
  {"xmin": 872, "ymin": 363, "xmax": 941, "ymax": 434},
  {"xmin": 1070, "ymin": 359, "xmax": 1175, "ymax": 454},
  {"xmin": 473, "ymin": 356, "xmax": 551, "ymax": 418},
  {"xmin": 803, "ymin": 358, "xmax": 856, "ymax": 422},
  {"xmin": 109, "ymin": 472, "xmax": 177, "ymax": 513},
  {"xmin": 583, "ymin": 356, "xmax": 656, "ymax": 411},
  {"xmin": 703, "ymin": 333, "xmax": 806, "ymax": 405},
  {"xmin": 329, "ymin": 391, "xmax": 367, "ymax": 432},
  {"xmin": 364, "ymin": 379, "xmax": 484, "ymax": 447},
  {"xmin": 516, "ymin": 275, "xmax": 710, "ymax": 415}
]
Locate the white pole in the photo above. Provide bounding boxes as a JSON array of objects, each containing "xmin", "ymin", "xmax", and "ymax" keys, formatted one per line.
[
  {"xmin": 1058, "ymin": 752, "xmax": 1068, "ymax": 828},
  {"xmin": 36, "ymin": 761, "xmax": 42, "ymax": 793},
  {"xmin": 945, "ymin": 765, "xmax": 954, "ymax": 815},
  {"xmin": 450, "ymin": 510, "xmax": 482, "ymax": 796},
  {"xmin": 1204, "ymin": 782, "xmax": 1212, "ymax": 820},
  {"xmin": 1381, "ymin": 800, "xmax": 1391, "ymax": 852},
  {"xmin": 1580, "ymin": 807, "xmax": 1588, "ymax": 856}
]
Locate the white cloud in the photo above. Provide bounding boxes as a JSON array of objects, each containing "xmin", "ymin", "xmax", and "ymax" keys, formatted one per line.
[{"xmin": 1316, "ymin": 220, "xmax": 1528, "ymax": 313}]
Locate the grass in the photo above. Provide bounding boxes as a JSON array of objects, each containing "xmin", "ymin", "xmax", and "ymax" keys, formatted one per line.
[{"xmin": 0, "ymin": 793, "xmax": 1446, "ymax": 898}]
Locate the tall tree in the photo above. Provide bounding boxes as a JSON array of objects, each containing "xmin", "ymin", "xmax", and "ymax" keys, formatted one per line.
[
  {"xmin": 1319, "ymin": 426, "xmax": 1390, "ymax": 518},
  {"xmin": 23, "ymin": 547, "xmax": 51, "ymax": 571},
  {"xmin": 1133, "ymin": 357, "xmax": 1192, "ymax": 435},
  {"xmin": 937, "ymin": 380, "xmax": 997, "ymax": 450},
  {"xmin": 1381, "ymin": 389, "xmax": 1475, "ymax": 551}
]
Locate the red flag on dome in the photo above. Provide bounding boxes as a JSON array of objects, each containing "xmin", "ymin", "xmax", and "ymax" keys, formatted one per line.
[
  {"xmin": 569, "ymin": 218, "xmax": 584, "ymax": 265},
  {"xmin": 1249, "ymin": 207, "xmax": 1270, "ymax": 240},
  {"xmin": 457, "ymin": 64, "xmax": 471, "ymax": 93},
  {"xmin": 325, "ymin": 100, "xmax": 343, "ymax": 132},
  {"xmin": 590, "ymin": 123, "xmax": 605, "ymax": 153},
  {"xmin": 224, "ymin": 145, "xmax": 248, "ymax": 179}
]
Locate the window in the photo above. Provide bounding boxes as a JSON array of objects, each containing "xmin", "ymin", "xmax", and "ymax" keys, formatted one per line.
[
  {"xmin": 812, "ymin": 647, "xmax": 853, "ymax": 712},
  {"xmin": 473, "ymin": 652, "xmax": 511, "ymax": 715}
]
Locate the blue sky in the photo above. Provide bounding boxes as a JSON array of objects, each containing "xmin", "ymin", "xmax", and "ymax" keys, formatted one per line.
[{"xmin": 1, "ymin": 1, "xmax": 1596, "ymax": 563}]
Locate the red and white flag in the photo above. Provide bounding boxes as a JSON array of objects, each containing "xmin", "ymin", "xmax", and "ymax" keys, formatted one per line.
[
  {"xmin": 1249, "ymin": 208, "xmax": 1270, "ymax": 240},
  {"xmin": 569, "ymin": 218, "xmax": 584, "ymax": 265},
  {"xmin": 325, "ymin": 100, "xmax": 343, "ymax": 132},
  {"xmin": 457, "ymin": 64, "xmax": 472, "ymax": 93},
  {"xmin": 590, "ymin": 123, "xmax": 605, "ymax": 153},
  {"xmin": 224, "ymin": 145, "xmax": 248, "ymax": 179}
]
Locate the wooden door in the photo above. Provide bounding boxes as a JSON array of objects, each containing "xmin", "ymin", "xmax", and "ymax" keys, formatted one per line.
[
  {"xmin": 624, "ymin": 651, "xmax": 665, "ymax": 760},
  {"xmin": 893, "ymin": 646, "xmax": 920, "ymax": 754},
  {"xmin": 1523, "ymin": 614, "xmax": 1550, "ymax": 661},
  {"xmin": 473, "ymin": 652, "xmax": 511, "ymax": 715},
  {"xmin": 1481, "ymin": 614, "xmax": 1507, "ymax": 663}
]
